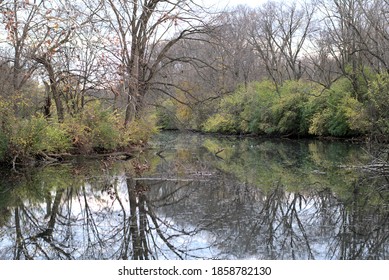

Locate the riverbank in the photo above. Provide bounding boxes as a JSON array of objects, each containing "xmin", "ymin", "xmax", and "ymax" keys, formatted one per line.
[
  {"xmin": 2, "ymin": 123, "xmax": 371, "ymax": 172},
  {"xmin": 0, "ymin": 101, "xmax": 159, "ymax": 169},
  {"xmin": 177, "ymin": 127, "xmax": 370, "ymax": 145},
  {"xmin": 157, "ymin": 77, "xmax": 389, "ymax": 143}
]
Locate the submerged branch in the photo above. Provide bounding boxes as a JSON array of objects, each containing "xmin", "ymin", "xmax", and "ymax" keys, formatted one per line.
[
  {"xmin": 338, "ymin": 163, "xmax": 389, "ymax": 173},
  {"xmin": 133, "ymin": 177, "xmax": 210, "ymax": 182}
]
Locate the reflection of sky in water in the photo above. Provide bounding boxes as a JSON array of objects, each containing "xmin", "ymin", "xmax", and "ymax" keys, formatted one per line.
[
  {"xmin": 153, "ymin": 222, "xmax": 220, "ymax": 259},
  {"xmin": 3, "ymin": 177, "xmax": 222, "ymax": 260},
  {"xmin": 1, "ymin": 132, "xmax": 388, "ymax": 260},
  {"xmin": 1, "ymin": 173, "xmax": 387, "ymax": 260}
]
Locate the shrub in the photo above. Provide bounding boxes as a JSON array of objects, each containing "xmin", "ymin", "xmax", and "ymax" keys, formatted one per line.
[
  {"xmin": 44, "ymin": 122, "xmax": 72, "ymax": 153},
  {"xmin": 202, "ymin": 81, "xmax": 278, "ymax": 135},
  {"xmin": 62, "ymin": 102, "xmax": 125, "ymax": 152},
  {"xmin": 62, "ymin": 102, "xmax": 159, "ymax": 152},
  {"xmin": 241, "ymin": 81, "xmax": 277, "ymax": 134},
  {"xmin": 307, "ymin": 78, "xmax": 362, "ymax": 137},
  {"xmin": 11, "ymin": 114, "xmax": 71, "ymax": 157},
  {"xmin": 12, "ymin": 115, "xmax": 48, "ymax": 156},
  {"xmin": 342, "ymin": 95, "xmax": 369, "ymax": 134},
  {"xmin": 202, "ymin": 85, "xmax": 250, "ymax": 134},
  {"xmin": 61, "ymin": 115, "xmax": 92, "ymax": 153},
  {"xmin": 0, "ymin": 97, "xmax": 15, "ymax": 131},
  {"xmin": 91, "ymin": 121, "xmax": 121, "ymax": 151},
  {"xmin": 202, "ymin": 113, "xmax": 237, "ymax": 134},
  {"xmin": 366, "ymin": 73, "xmax": 389, "ymax": 140},
  {"xmin": 271, "ymin": 93, "xmax": 308, "ymax": 136},
  {"xmin": 276, "ymin": 81, "xmax": 324, "ymax": 136},
  {"xmin": 193, "ymin": 76, "xmax": 389, "ymax": 139},
  {"xmin": 156, "ymin": 99, "xmax": 178, "ymax": 130},
  {"xmin": 0, "ymin": 98, "xmax": 13, "ymax": 162},
  {"xmin": 127, "ymin": 113, "xmax": 160, "ymax": 145}
]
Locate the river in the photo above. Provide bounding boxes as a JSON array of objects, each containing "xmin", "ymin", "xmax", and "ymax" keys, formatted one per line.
[{"xmin": 0, "ymin": 131, "xmax": 388, "ymax": 259}]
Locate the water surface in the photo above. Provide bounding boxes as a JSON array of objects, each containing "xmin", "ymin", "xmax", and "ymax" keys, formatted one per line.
[{"xmin": 0, "ymin": 132, "xmax": 388, "ymax": 259}]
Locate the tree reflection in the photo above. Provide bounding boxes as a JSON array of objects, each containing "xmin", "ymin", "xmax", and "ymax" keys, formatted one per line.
[
  {"xmin": 192, "ymin": 179, "xmax": 389, "ymax": 260},
  {"xmin": 330, "ymin": 179, "xmax": 389, "ymax": 259},
  {"xmin": 0, "ymin": 161, "xmax": 220, "ymax": 259},
  {"xmin": 0, "ymin": 136, "xmax": 389, "ymax": 260}
]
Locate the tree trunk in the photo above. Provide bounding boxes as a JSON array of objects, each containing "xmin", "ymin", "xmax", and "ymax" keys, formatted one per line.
[
  {"xmin": 124, "ymin": 47, "xmax": 141, "ymax": 127},
  {"xmin": 46, "ymin": 63, "xmax": 64, "ymax": 122},
  {"xmin": 43, "ymin": 81, "xmax": 52, "ymax": 118}
]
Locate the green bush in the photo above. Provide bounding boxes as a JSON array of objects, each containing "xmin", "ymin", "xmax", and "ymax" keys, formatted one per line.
[
  {"xmin": 12, "ymin": 115, "xmax": 48, "ymax": 155},
  {"xmin": 0, "ymin": 98, "xmax": 13, "ymax": 162},
  {"xmin": 91, "ymin": 121, "xmax": 121, "ymax": 151},
  {"xmin": 307, "ymin": 78, "xmax": 362, "ymax": 137},
  {"xmin": 344, "ymin": 64, "xmax": 374, "ymax": 101},
  {"xmin": 279, "ymin": 81, "xmax": 325, "ymax": 136},
  {"xmin": 11, "ymin": 115, "xmax": 71, "ymax": 157},
  {"xmin": 87, "ymin": 107, "xmax": 122, "ymax": 151},
  {"xmin": 366, "ymin": 73, "xmax": 389, "ymax": 140},
  {"xmin": 202, "ymin": 113, "xmax": 237, "ymax": 133},
  {"xmin": 44, "ymin": 123, "xmax": 72, "ymax": 153},
  {"xmin": 62, "ymin": 102, "xmax": 124, "ymax": 152},
  {"xmin": 342, "ymin": 95, "xmax": 369, "ymax": 134},
  {"xmin": 271, "ymin": 81, "xmax": 314, "ymax": 136},
  {"xmin": 203, "ymin": 80, "xmax": 321, "ymax": 136},
  {"xmin": 202, "ymin": 81, "xmax": 278, "ymax": 135},
  {"xmin": 218, "ymin": 85, "xmax": 251, "ymax": 132},
  {"xmin": 241, "ymin": 81, "xmax": 277, "ymax": 134},
  {"xmin": 62, "ymin": 102, "xmax": 159, "ymax": 152},
  {"xmin": 62, "ymin": 115, "xmax": 92, "ymax": 153},
  {"xmin": 0, "ymin": 97, "xmax": 15, "ymax": 132},
  {"xmin": 167, "ymin": 75, "xmax": 389, "ymax": 139},
  {"xmin": 156, "ymin": 99, "xmax": 178, "ymax": 130},
  {"xmin": 202, "ymin": 84, "xmax": 253, "ymax": 134},
  {"xmin": 127, "ymin": 113, "xmax": 160, "ymax": 145}
]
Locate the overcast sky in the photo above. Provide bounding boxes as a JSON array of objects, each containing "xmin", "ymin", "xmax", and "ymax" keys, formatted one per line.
[
  {"xmin": 204, "ymin": 0, "xmax": 269, "ymax": 10},
  {"xmin": 223, "ymin": 0, "xmax": 267, "ymax": 7}
]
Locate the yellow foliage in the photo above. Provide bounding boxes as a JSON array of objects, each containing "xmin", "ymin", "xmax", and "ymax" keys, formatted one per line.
[
  {"xmin": 309, "ymin": 109, "xmax": 331, "ymax": 136},
  {"xmin": 176, "ymin": 103, "xmax": 193, "ymax": 124},
  {"xmin": 342, "ymin": 96, "xmax": 370, "ymax": 133},
  {"xmin": 127, "ymin": 113, "xmax": 160, "ymax": 145},
  {"xmin": 202, "ymin": 113, "xmax": 236, "ymax": 133}
]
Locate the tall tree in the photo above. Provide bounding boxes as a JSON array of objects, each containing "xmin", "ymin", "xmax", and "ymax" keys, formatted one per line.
[
  {"xmin": 96, "ymin": 0, "xmax": 211, "ymax": 126},
  {"xmin": 0, "ymin": 0, "xmax": 41, "ymax": 92},
  {"xmin": 354, "ymin": 0, "xmax": 389, "ymax": 73},
  {"xmin": 248, "ymin": 1, "xmax": 315, "ymax": 91},
  {"xmin": 213, "ymin": 5, "xmax": 262, "ymax": 90},
  {"xmin": 316, "ymin": 0, "xmax": 368, "ymax": 99},
  {"xmin": 1, "ymin": 0, "xmax": 79, "ymax": 121}
]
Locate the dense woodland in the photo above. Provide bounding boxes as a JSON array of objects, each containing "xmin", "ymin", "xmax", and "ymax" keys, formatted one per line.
[{"xmin": 1, "ymin": 0, "xmax": 389, "ymax": 165}]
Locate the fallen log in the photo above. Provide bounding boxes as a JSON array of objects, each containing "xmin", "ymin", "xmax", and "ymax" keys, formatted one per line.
[
  {"xmin": 338, "ymin": 163, "xmax": 389, "ymax": 172},
  {"xmin": 34, "ymin": 151, "xmax": 134, "ymax": 163},
  {"xmin": 133, "ymin": 177, "xmax": 209, "ymax": 182},
  {"xmin": 66, "ymin": 152, "xmax": 133, "ymax": 161}
]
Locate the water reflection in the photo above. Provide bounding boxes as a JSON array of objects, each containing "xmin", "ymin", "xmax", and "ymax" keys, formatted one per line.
[{"xmin": 0, "ymin": 132, "xmax": 388, "ymax": 259}]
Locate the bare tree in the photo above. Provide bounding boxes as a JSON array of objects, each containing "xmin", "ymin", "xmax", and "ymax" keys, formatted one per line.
[
  {"xmin": 248, "ymin": 1, "xmax": 315, "ymax": 91},
  {"xmin": 354, "ymin": 0, "xmax": 389, "ymax": 73},
  {"xmin": 0, "ymin": 0, "xmax": 82, "ymax": 121},
  {"xmin": 211, "ymin": 5, "xmax": 262, "ymax": 90},
  {"xmin": 92, "ymin": 0, "xmax": 212, "ymax": 126},
  {"xmin": 0, "ymin": 0, "xmax": 41, "ymax": 92},
  {"xmin": 314, "ymin": 0, "xmax": 369, "ymax": 98}
]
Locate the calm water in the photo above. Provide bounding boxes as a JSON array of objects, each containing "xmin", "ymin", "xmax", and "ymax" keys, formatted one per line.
[{"xmin": 0, "ymin": 131, "xmax": 388, "ymax": 260}]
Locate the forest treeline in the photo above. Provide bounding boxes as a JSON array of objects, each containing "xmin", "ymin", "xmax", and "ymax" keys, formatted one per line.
[{"xmin": 1, "ymin": 0, "xmax": 389, "ymax": 164}]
